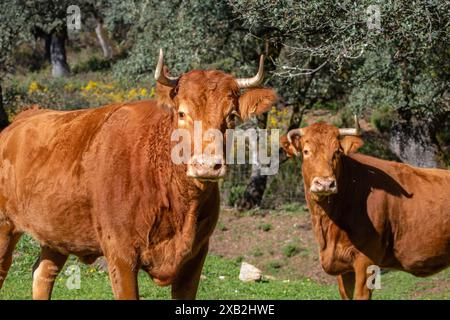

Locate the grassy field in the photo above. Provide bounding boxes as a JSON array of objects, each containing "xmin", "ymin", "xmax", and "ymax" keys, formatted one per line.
[{"xmin": 0, "ymin": 234, "xmax": 448, "ymax": 300}]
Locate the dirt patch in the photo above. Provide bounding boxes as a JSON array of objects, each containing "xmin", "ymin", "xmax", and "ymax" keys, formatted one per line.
[
  {"xmin": 209, "ymin": 208, "xmax": 336, "ymax": 284},
  {"xmin": 411, "ymin": 277, "xmax": 450, "ymax": 299}
]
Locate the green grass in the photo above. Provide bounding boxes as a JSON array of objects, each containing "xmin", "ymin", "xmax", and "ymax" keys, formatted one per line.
[
  {"xmin": 0, "ymin": 236, "xmax": 448, "ymax": 300},
  {"xmin": 282, "ymin": 244, "xmax": 301, "ymax": 258}
]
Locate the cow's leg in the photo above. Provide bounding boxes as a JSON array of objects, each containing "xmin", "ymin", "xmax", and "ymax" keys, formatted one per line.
[
  {"xmin": 0, "ymin": 222, "xmax": 21, "ymax": 289},
  {"xmin": 171, "ymin": 241, "xmax": 209, "ymax": 300},
  {"xmin": 352, "ymin": 257, "xmax": 373, "ymax": 300},
  {"xmin": 337, "ymin": 272, "xmax": 355, "ymax": 300},
  {"xmin": 32, "ymin": 246, "xmax": 68, "ymax": 300},
  {"xmin": 106, "ymin": 255, "xmax": 139, "ymax": 300}
]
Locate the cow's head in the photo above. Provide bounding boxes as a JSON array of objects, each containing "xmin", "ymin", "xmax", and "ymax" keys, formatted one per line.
[
  {"xmin": 282, "ymin": 118, "xmax": 363, "ymax": 200},
  {"xmin": 155, "ymin": 49, "xmax": 277, "ymax": 181}
]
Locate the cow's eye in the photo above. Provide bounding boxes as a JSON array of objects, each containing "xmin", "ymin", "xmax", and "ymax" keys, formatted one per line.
[
  {"xmin": 303, "ymin": 149, "xmax": 309, "ymax": 156},
  {"xmin": 178, "ymin": 111, "xmax": 186, "ymax": 119}
]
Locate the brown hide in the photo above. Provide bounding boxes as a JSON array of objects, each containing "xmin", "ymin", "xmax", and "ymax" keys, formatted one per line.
[
  {"xmin": 311, "ymin": 153, "xmax": 450, "ymax": 276},
  {"xmin": 0, "ymin": 101, "xmax": 218, "ymax": 297},
  {"xmin": 283, "ymin": 122, "xmax": 450, "ymax": 299}
]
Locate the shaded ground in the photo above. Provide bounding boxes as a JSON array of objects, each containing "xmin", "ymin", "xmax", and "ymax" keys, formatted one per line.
[
  {"xmin": 210, "ymin": 206, "xmax": 335, "ymax": 284},
  {"xmin": 209, "ymin": 207, "xmax": 450, "ymax": 298}
]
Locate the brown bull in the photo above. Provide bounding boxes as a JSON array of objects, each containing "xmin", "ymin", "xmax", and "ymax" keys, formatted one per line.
[
  {"xmin": 283, "ymin": 119, "xmax": 450, "ymax": 299},
  {"xmin": 0, "ymin": 50, "xmax": 277, "ymax": 299}
]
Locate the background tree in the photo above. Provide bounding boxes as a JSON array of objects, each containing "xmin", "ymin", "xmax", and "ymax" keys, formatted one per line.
[
  {"xmin": 231, "ymin": 0, "xmax": 449, "ymax": 167},
  {"xmin": 0, "ymin": 0, "xmax": 448, "ymax": 210},
  {"xmin": 24, "ymin": 0, "xmax": 74, "ymax": 77},
  {"xmin": 0, "ymin": 0, "xmax": 27, "ymax": 128}
]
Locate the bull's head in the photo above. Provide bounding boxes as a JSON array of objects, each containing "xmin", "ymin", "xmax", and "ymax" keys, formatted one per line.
[
  {"xmin": 155, "ymin": 49, "xmax": 277, "ymax": 181},
  {"xmin": 282, "ymin": 117, "xmax": 363, "ymax": 200}
]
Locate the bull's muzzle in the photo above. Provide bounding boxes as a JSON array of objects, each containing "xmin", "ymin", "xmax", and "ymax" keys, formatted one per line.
[
  {"xmin": 310, "ymin": 176, "xmax": 338, "ymax": 195},
  {"xmin": 187, "ymin": 155, "xmax": 226, "ymax": 181}
]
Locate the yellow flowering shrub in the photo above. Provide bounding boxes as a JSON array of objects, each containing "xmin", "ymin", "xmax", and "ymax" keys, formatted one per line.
[{"xmin": 8, "ymin": 78, "xmax": 156, "ymax": 116}]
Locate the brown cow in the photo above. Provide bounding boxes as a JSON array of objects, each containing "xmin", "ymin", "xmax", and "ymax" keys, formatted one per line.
[
  {"xmin": 0, "ymin": 49, "xmax": 277, "ymax": 299},
  {"xmin": 283, "ymin": 119, "xmax": 450, "ymax": 299}
]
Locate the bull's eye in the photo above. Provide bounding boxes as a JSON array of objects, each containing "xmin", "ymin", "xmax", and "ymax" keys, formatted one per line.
[
  {"xmin": 178, "ymin": 111, "xmax": 186, "ymax": 120},
  {"xmin": 303, "ymin": 149, "xmax": 309, "ymax": 156}
]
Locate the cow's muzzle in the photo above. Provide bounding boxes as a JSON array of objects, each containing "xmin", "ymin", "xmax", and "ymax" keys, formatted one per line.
[
  {"xmin": 310, "ymin": 176, "xmax": 338, "ymax": 195},
  {"xmin": 187, "ymin": 155, "xmax": 226, "ymax": 181}
]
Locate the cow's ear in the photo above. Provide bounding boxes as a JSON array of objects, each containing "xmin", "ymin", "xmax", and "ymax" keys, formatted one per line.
[
  {"xmin": 238, "ymin": 88, "xmax": 277, "ymax": 120},
  {"xmin": 280, "ymin": 134, "xmax": 301, "ymax": 157},
  {"xmin": 340, "ymin": 136, "xmax": 364, "ymax": 155},
  {"xmin": 155, "ymin": 67, "xmax": 177, "ymax": 108}
]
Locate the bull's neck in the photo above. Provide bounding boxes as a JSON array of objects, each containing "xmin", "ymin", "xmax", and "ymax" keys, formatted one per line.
[
  {"xmin": 305, "ymin": 156, "xmax": 352, "ymax": 221},
  {"xmin": 146, "ymin": 110, "xmax": 217, "ymax": 198},
  {"xmin": 136, "ymin": 114, "xmax": 217, "ymax": 280}
]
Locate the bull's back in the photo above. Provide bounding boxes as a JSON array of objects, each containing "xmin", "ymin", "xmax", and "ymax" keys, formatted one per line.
[
  {"xmin": 0, "ymin": 104, "xmax": 131, "ymax": 253},
  {"xmin": 350, "ymin": 153, "xmax": 450, "ymax": 274}
]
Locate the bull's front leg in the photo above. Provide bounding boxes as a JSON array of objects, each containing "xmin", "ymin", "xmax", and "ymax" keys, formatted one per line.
[
  {"xmin": 337, "ymin": 272, "xmax": 355, "ymax": 300},
  {"xmin": 106, "ymin": 254, "xmax": 139, "ymax": 300},
  {"xmin": 352, "ymin": 255, "xmax": 373, "ymax": 300},
  {"xmin": 32, "ymin": 246, "xmax": 68, "ymax": 300},
  {"xmin": 171, "ymin": 241, "xmax": 209, "ymax": 300}
]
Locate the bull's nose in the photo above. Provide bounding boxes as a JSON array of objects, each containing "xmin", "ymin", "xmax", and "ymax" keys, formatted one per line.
[
  {"xmin": 187, "ymin": 156, "xmax": 226, "ymax": 180},
  {"xmin": 310, "ymin": 176, "xmax": 338, "ymax": 195}
]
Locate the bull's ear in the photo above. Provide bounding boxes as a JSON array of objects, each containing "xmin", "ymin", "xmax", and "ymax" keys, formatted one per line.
[
  {"xmin": 155, "ymin": 66, "xmax": 177, "ymax": 108},
  {"xmin": 238, "ymin": 88, "xmax": 277, "ymax": 120},
  {"xmin": 340, "ymin": 136, "xmax": 364, "ymax": 155},
  {"xmin": 280, "ymin": 135, "xmax": 297, "ymax": 157}
]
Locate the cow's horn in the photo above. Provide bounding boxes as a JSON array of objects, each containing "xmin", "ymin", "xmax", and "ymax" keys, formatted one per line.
[
  {"xmin": 287, "ymin": 128, "xmax": 305, "ymax": 144},
  {"xmin": 154, "ymin": 48, "xmax": 179, "ymax": 88},
  {"xmin": 338, "ymin": 115, "xmax": 361, "ymax": 136},
  {"xmin": 236, "ymin": 55, "xmax": 265, "ymax": 88}
]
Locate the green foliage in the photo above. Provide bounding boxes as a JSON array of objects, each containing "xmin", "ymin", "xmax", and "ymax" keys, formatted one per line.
[
  {"xmin": 222, "ymin": 182, "xmax": 246, "ymax": 207},
  {"xmin": 370, "ymin": 105, "xmax": 395, "ymax": 133},
  {"xmin": 234, "ymin": 256, "xmax": 244, "ymax": 265},
  {"xmin": 72, "ymin": 55, "xmax": 112, "ymax": 73},
  {"xmin": 359, "ymin": 134, "xmax": 400, "ymax": 161},
  {"xmin": 267, "ymin": 260, "xmax": 283, "ymax": 272},
  {"xmin": 278, "ymin": 203, "xmax": 305, "ymax": 213},
  {"xmin": 232, "ymin": 0, "xmax": 449, "ymax": 147},
  {"xmin": 217, "ymin": 221, "xmax": 228, "ymax": 232},
  {"xmin": 259, "ymin": 223, "xmax": 272, "ymax": 232},
  {"xmin": 108, "ymin": 0, "xmax": 259, "ymax": 82},
  {"xmin": 252, "ymin": 248, "xmax": 264, "ymax": 257},
  {"xmin": 0, "ymin": 1, "xmax": 27, "ymax": 76},
  {"xmin": 261, "ymin": 158, "xmax": 304, "ymax": 209},
  {"xmin": 282, "ymin": 244, "xmax": 301, "ymax": 258}
]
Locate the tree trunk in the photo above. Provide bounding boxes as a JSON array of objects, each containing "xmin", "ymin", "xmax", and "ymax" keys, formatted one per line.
[
  {"xmin": 236, "ymin": 114, "xmax": 269, "ymax": 211},
  {"xmin": 50, "ymin": 29, "xmax": 70, "ymax": 77},
  {"xmin": 236, "ymin": 57, "xmax": 321, "ymax": 211},
  {"xmin": 32, "ymin": 26, "xmax": 51, "ymax": 61},
  {"xmin": 288, "ymin": 58, "xmax": 320, "ymax": 131},
  {"xmin": 389, "ymin": 116, "xmax": 441, "ymax": 168},
  {"xmin": 95, "ymin": 18, "xmax": 113, "ymax": 59},
  {"xmin": 44, "ymin": 34, "xmax": 51, "ymax": 61},
  {"xmin": 0, "ymin": 83, "xmax": 10, "ymax": 130},
  {"xmin": 389, "ymin": 59, "xmax": 441, "ymax": 168}
]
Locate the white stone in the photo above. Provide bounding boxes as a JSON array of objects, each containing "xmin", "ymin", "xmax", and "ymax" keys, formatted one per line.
[{"xmin": 239, "ymin": 262, "xmax": 262, "ymax": 282}]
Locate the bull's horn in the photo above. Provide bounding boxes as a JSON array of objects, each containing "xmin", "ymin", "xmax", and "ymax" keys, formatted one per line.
[
  {"xmin": 154, "ymin": 48, "xmax": 179, "ymax": 88},
  {"xmin": 236, "ymin": 55, "xmax": 265, "ymax": 88},
  {"xmin": 338, "ymin": 115, "xmax": 361, "ymax": 136},
  {"xmin": 287, "ymin": 128, "xmax": 305, "ymax": 144}
]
